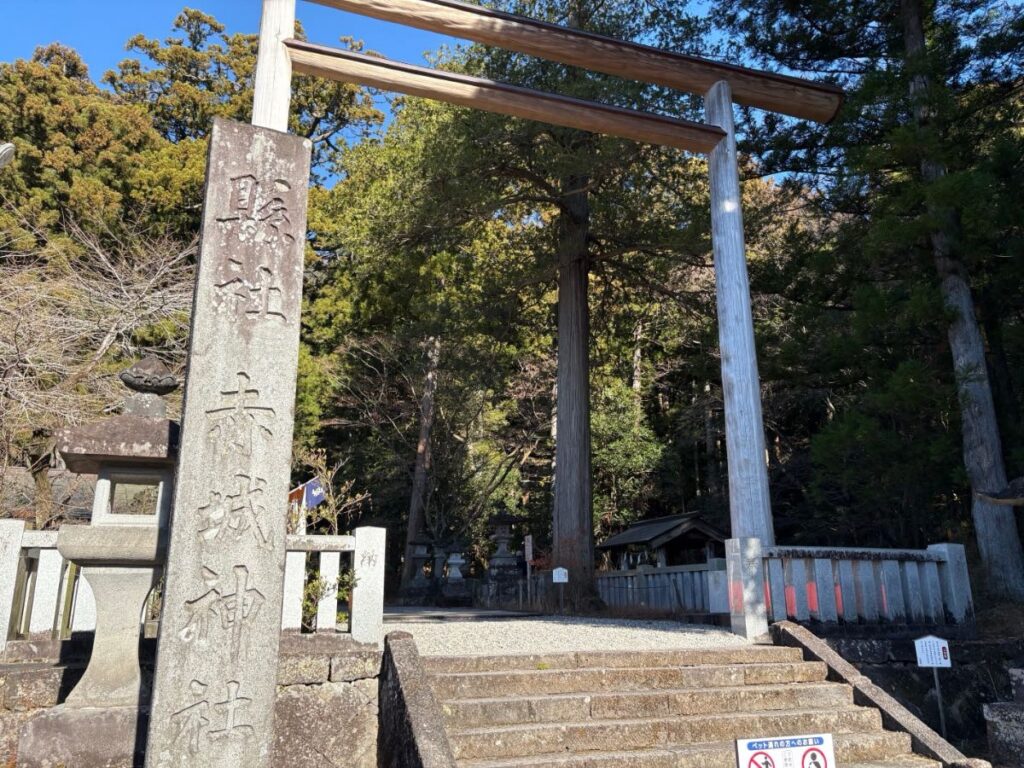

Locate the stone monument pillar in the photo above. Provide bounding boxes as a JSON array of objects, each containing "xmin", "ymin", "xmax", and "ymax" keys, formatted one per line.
[{"xmin": 146, "ymin": 118, "xmax": 311, "ymax": 768}]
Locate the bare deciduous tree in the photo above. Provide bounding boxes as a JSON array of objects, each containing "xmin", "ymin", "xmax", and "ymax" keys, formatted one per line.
[{"xmin": 0, "ymin": 217, "xmax": 195, "ymax": 527}]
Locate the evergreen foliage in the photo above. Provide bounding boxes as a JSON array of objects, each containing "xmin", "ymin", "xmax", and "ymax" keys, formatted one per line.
[{"xmin": 1, "ymin": 2, "xmax": 1022, "ymax": 599}]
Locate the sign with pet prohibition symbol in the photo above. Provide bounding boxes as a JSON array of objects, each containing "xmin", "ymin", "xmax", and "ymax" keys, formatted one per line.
[
  {"xmin": 736, "ymin": 734, "xmax": 835, "ymax": 768},
  {"xmin": 802, "ymin": 747, "xmax": 828, "ymax": 768}
]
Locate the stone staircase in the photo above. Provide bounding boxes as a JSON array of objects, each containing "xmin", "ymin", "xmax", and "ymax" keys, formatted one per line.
[{"xmin": 423, "ymin": 646, "xmax": 941, "ymax": 768}]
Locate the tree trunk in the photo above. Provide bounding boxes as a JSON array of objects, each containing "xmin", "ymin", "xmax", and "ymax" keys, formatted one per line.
[
  {"xmin": 32, "ymin": 459, "xmax": 56, "ymax": 530},
  {"xmin": 704, "ymin": 383, "xmax": 721, "ymax": 502},
  {"xmin": 552, "ymin": 173, "xmax": 595, "ymax": 598},
  {"xmin": 400, "ymin": 336, "xmax": 441, "ymax": 588},
  {"xmin": 631, "ymin": 318, "xmax": 643, "ymax": 395},
  {"xmin": 26, "ymin": 433, "xmax": 56, "ymax": 530},
  {"xmin": 979, "ymin": 293, "xmax": 1021, "ymax": 452},
  {"xmin": 901, "ymin": 0, "xmax": 1024, "ymax": 600}
]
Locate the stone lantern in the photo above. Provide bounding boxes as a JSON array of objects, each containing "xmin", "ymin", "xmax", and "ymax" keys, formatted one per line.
[
  {"xmin": 441, "ymin": 540, "xmax": 471, "ymax": 605},
  {"xmin": 487, "ymin": 512, "xmax": 520, "ymax": 579},
  {"xmin": 60, "ymin": 356, "xmax": 179, "ymax": 530},
  {"xmin": 19, "ymin": 357, "xmax": 178, "ymax": 766}
]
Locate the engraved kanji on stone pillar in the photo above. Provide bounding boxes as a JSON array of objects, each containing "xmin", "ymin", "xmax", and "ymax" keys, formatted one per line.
[{"xmin": 147, "ymin": 119, "xmax": 311, "ymax": 768}]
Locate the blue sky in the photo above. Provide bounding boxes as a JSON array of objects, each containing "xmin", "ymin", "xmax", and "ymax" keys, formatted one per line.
[{"xmin": 1, "ymin": 1, "xmax": 456, "ymax": 83}]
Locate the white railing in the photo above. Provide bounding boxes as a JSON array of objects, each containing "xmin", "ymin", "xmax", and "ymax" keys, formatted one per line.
[
  {"xmin": 759, "ymin": 543, "xmax": 973, "ymax": 627},
  {"xmin": 515, "ymin": 538, "xmax": 976, "ymax": 636},
  {"xmin": 0, "ymin": 520, "xmax": 386, "ymax": 651},
  {"xmin": 0, "ymin": 525, "xmax": 94, "ymax": 651},
  {"xmin": 282, "ymin": 528, "xmax": 385, "ymax": 645},
  {"xmin": 595, "ymin": 560, "xmax": 727, "ymax": 614}
]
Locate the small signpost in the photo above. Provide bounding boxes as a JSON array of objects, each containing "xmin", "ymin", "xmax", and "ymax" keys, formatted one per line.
[
  {"xmin": 553, "ymin": 566, "xmax": 568, "ymax": 613},
  {"xmin": 736, "ymin": 734, "xmax": 835, "ymax": 768},
  {"xmin": 524, "ymin": 534, "xmax": 534, "ymax": 604},
  {"xmin": 915, "ymin": 635, "xmax": 951, "ymax": 738}
]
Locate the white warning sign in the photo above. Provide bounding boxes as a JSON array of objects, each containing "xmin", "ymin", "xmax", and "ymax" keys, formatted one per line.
[
  {"xmin": 914, "ymin": 635, "xmax": 952, "ymax": 668},
  {"xmin": 737, "ymin": 733, "xmax": 835, "ymax": 768}
]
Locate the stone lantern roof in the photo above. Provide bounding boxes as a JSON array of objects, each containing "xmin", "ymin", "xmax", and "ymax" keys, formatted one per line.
[
  {"xmin": 57, "ymin": 357, "xmax": 180, "ymax": 474},
  {"xmin": 488, "ymin": 512, "xmax": 520, "ymax": 526}
]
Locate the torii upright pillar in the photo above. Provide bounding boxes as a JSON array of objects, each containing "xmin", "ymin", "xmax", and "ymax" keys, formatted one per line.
[{"xmin": 705, "ymin": 80, "xmax": 775, "ymax": 545}]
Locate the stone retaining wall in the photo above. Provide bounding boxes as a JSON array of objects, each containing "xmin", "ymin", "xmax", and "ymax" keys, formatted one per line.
[
  {"xmin": 274, "ymin": 635, "xmax": 381, "ymax": 768},
  {"xmin": 1, "ymin": 634, "xmax": 381, "ymax": 768},
  {"xmin": 827, "ymin": 634, "xmax": 1024, "ymax": 759},
  {"xmin": 773, "ymin": 621, "xmax": 1002, "ymax": 767},
  {"xmin": 378, "ymin": 631, "xmax": 457, "ymax": 768}
]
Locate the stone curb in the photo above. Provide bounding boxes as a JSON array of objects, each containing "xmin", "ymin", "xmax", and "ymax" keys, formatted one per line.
[
  {"xmin": 771, "ymin": 621, "xmax": 991, "ymax": 768},
  {"xmin": 378, "ymin": 631, "xmax": 457, "ymax": 768}
]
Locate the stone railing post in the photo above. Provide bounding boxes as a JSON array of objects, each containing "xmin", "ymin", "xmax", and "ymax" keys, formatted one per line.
[
  {"xmin": 0, "ymin": 519, "xmax": 26, "ymax": 652},
  {"xmin": 317, "ymin": 550, "xmax": 342, "ymax": 632},
  {"xmin": 351, "ymin": 526, "xmax": 386, "ymax": 646},
  {"xmin": 25, "ymin": 535, "xmax": 63, "ymax": 637},
  {"xmin": 927, "ymin": 543, "xmax": 975, "ymax": 624},
  {"xmin": 281, "ymin": 511, "xmax": 306, "ymax": 631},
  {"xmin": 726, "ymin": 537, "xmax": 769, "ymax": 639},
  {"xmin": 281, "ymin": 550, "xmax": 306, "ymax": 631}
]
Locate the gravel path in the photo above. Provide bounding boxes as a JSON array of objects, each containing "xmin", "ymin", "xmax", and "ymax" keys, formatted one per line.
[{"xmin": 384, "ymin": 612, "xmax": 748, "ymax": 656}]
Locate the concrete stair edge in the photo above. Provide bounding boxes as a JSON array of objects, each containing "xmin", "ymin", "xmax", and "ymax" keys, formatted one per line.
[
  {"xmin": 439, "ymin": 681, "xmax": 855, "ymax": 726},
  {"xmin": 430, "ymin": 661, "xmax": 828, "ymax": 698},
  {"xmin": 454, "ymin": 730, "xmax": 917, "ymax": 767},
  {"xmin": 448, "ymin": 707, "xmax": 886, "ymax": 761},
  {"xmin": 423, "ymin": 646, "xmax": 803, "ymax": 673}
]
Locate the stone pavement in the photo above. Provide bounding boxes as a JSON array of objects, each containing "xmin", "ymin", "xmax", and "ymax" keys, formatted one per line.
[{"xmin": 384, "ymin": 606, "xmax": 747, "ymax": 657}]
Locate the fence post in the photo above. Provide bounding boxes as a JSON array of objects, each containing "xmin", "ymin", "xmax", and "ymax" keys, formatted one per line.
[
  {"xmin": 0, "ymin": 520, "xmax": 26, "ymax": 651},
  {"xmin": 281, "ymin": 550, "xmax": 306, "ymax": 631},
  {"xmin": 726, "ymin": 537, "xmax": 769, "ymax": 639},
  {"xmin": 351, "ymin": 526, "xmax": 386, "ymax": 646},
  {"xmin": 811, "ymin": 558, "xmax": 838, "ymax": 624},
  {"xmin": 31, "ymin": 546, "xmax": 64, "ymax": 637},
  {"xmin": 316, "ymin": 551, "xmax": 341, "ymax": 632},
  {"xmin": 927, "ymin": 543, "xmax": 975, "ymax": 624}
]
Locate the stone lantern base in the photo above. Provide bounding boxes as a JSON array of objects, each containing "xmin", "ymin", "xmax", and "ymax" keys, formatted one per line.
[
  {"xmin": 18, "ymin": 526, "xmax": 160, "ymax": 768},
  {"xmin": 18, "ymin": 706, "xmax": 147, "ymax": 768}
]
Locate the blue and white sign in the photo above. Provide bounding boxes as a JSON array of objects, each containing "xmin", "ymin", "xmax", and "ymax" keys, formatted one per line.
[
  {"xmin": 737, "ymin": 733, "xmax": 835, "ymax": 768},
  {"xmin": 303, "ymin": 478, "xmax": 326, "ymax": 509}
]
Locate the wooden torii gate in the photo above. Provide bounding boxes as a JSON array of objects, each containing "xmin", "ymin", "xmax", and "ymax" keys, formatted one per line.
[
  {"xmin": 143, "ymin": 2, "xmax": 840, "ymax": 766},
  {"xmin": 253, "ymin": 0, "xmax": 840, "ymax": 549}
]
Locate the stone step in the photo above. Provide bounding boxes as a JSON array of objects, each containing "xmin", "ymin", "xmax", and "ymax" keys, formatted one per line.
[
  {"xmin": 441, "ymin": 681, "xmax": 854, "ymax": 728},
  {"xmin": 0, "ymin": 662, "xmax": 84, "ymax": 712},
  {"xmin": 432, "ymin": 662, "xmax": 827, "ymax": 700},
  {"xmin": 457, "ymin": 730, "xmax": 917, "ymax": 768},
  {"xmin": 424, "ymin": 646, "xmax": 804, "ymax": 675},
  {"xmin": 449, "ymin": 707, "xmax": 883, "ymax": 761}
]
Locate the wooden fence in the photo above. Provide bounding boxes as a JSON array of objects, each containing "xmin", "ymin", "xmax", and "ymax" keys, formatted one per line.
[
  {"xmin": 595, "ymin": 561, "xmax": 727, "ymax": 614},
  {"xmin": 760, "ymin": 543, "xmax": 972, "ymax": 627}
]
